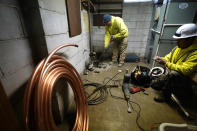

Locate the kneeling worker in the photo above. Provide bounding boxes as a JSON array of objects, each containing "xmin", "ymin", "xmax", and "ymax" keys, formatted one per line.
[
  {"xmin": 103, "ymin": 14, "xmax": 129, "ymax": 67},
  {"xmin": 152, "ymin": 23, "xmax": 197, "ymax": 102}
]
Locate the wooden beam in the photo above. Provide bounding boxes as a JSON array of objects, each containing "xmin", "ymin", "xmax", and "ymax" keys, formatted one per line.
[
  {"xmin": 92, "ymin": 0, "xmax": 123, "ymax": 3},
  {"xmin": 0, "ymin": 81, "xmax": 20, "ymax": 130},
  {"xmin": 66, "ymin": 0, "xmax": 82, "ymax": 37},
  {"xmin": 97, "ymin": 8, "xmax": 122, "ymax": 12},
  {"xmin": 93, "ymin": 1, "xmax": 122, "ymax": 4}
]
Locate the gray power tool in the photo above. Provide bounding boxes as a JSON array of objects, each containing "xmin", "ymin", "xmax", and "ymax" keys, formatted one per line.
[{"xmin": 122, "ymin": 69, "xmax": 132, "ymax": 113}]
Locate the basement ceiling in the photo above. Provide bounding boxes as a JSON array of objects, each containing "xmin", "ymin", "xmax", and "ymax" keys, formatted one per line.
[{"xmin": 92, "ymin": 0, "xmax": 123, "ymax": 26}]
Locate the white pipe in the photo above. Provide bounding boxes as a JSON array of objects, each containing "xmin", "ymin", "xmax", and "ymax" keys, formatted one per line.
[
  {"xmin": 151, "ymin": 28, "xmax": 161, "ymax": 35},
  {"xmin": 171, "ymin": 94, "xmax": 190, "ymax": 118},
  {"xmin": 149, "ymin": 67, "xmax": 164, "ymax": 76},
  {"xmin": 160, "ymin": 123, "xmax": 197, "ymax": 131},
  {"xmin": 152, "ymin": 0, "xmax": 169, "ymax": 68},
  {"xmin": 159, "ymin": 123, "xmax": 187, "ymax": 131},
  {"xmin": 163, "ymin": 24, "xmax": 183, "ymax": 27}
]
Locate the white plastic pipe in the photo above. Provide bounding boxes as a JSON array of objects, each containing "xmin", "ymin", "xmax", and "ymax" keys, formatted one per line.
[
  {"xmin": 159, "ymin": 123, "xmax": 197, "ymax": 131},
  {"xmin": 159, "ymin": 123, "xmax": 188, "ymax": 131}
]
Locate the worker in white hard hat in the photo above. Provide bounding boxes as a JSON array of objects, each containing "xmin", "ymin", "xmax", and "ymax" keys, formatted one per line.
[{"xmin": 151, "ymin": 23, "xmax": 197, "ymax": 102}]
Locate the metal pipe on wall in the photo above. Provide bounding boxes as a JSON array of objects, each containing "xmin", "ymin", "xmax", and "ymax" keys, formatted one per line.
[
  {"xmin": 163, "ymin": 24, "xmax": 183, "ymax": 27},
  {"xmin": 88, "ymin": 0, "xmax": 92, "ymax": 52},
  {"xmin": 152, "ymin": 23, "xmax": 184, "ymax": 67},
  {"xmin": 152, "ymin": 0, "xmax": 170, "ymax": 67}
]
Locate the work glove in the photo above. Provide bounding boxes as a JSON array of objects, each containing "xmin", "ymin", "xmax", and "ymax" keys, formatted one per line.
[
  {"xmin": 104, "ymin": 46, "xmax": 108, "ymax": 52},
  {"xmin": 153, "ymin": 56, "xmax": 167, "ymax": 65},
  {"xmin": 110, "ymin": 35, "xmax": 115, "ymax": 42},
  {"xmin": 104, "ymin": 42, "xmax": 111, "ymax": 52}
]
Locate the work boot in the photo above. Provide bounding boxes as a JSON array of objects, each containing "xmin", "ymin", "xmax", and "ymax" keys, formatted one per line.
[
  {"xmin": 118, "ymin": 63, "xmax": 124, "ymax": 67},
  {"xmin": 109, "ymin": 61, "xmax": 113, "ymax": 65},
  {"xmin": 109, "ymin": 61, "xmax": 117, "ymax": 65},
  {"xmin": 154, "ymin": 96, "xmax": 165, "ymax": 103},
  {"xmin": 154, "ymin": 91, "xmax": 165, "ymax": 103},
  {"xmin": 151, "ymin": 77, "xmax": 165, "ymax": 91}
]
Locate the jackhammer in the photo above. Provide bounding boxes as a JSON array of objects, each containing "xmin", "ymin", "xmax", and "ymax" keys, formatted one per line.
[{"xmin": 122, "ymin": 69, "xmax": 132, "ymax": 113}]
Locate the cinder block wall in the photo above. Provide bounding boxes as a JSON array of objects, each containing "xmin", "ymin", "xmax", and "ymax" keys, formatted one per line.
[
  {"xmin": 92, "ymin": 2, "xmax": 153, "ymax": 58},
  {"xmin": 92, "ymin": 26, "xmax": 105, "ymax": 52},
  {"xmin": 0, "ymin": 0, "xmax": 34, "ymax": 96},
  {"xmin": 0, "ymin": 0, "xmax": 90, "ymax": 97},
  {"xmin": 0, "ymin": 0, "xmax": 91, "ymax": 126},
  {"xmin": 123, "ymin": 2, "xmax": 153, "ymax": 57},
  {"xmin": 38, "ymin": 0, "xmax": 90, "ymax": 73}
]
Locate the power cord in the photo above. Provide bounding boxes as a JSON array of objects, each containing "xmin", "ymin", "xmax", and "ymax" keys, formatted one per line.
[
  {"xmin": 83, "ymin": 70, "xmax": 123, "ymax": 105},
  {"xmin": 106, "ymin": 87, "xmax": 145, "ymax": 131},
  {"xmin": 107, "ymin": 89, "xmax": 145, "ymax": 131},
  {"xmin": 130, "ymin": 100, "xmax": 145, "ymax": 131},
  {"xmin": 84, "ymin": 82, "xmax": 108, "ymax": 105},
  {"xmin": 103, "ymin": 70, "xmax": 122, "ymax": 86},
  {"xmin": 83, "ymin": 70, "xmax": 145, "ymax": 131},
  {"xmin": 103, "ymin": 77, "xmax": 123, "ymax": 87}
]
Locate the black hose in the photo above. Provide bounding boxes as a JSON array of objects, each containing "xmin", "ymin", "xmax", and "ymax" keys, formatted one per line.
[
  {"xmin": 84, "ymin": 83, "xmax": 108, "ymax": 105},
  {"xmin": 84, "ymin": 71, "xmax": 122, "ymax": 105}
]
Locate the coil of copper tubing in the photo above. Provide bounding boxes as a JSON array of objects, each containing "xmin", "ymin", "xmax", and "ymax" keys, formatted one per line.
[{"xmin": 24, "ymin": 44, "xmax": 89, "ymax": 131}]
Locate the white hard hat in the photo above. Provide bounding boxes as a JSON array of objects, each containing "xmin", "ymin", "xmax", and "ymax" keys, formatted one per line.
[{"xmin": 173, "ymin": 23, "xmax": 197, "ymax": 39}]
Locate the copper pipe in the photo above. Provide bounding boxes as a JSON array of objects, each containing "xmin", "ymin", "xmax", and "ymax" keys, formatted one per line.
[{"xmin": 24, "ymin": 44, "xmax": 89, "ymax": 131}]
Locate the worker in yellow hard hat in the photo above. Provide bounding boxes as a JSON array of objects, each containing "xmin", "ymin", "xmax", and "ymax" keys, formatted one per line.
[
  {"xmin": 103, "ymin": 14, "xmax": 128, "ymax": 67},
  {"xmin": 151, "ymin": 23, "xmax": 197, "ymax": 102}
]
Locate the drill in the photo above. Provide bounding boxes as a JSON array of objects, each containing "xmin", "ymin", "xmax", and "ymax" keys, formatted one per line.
[{"xmin": 122, "ymin": 69, "xmax": 132, "ymax": 113}]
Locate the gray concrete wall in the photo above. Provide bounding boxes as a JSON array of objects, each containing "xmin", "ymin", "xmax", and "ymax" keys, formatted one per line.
[
  {"xmin": 0, "ymin": 0, "xmax": 90, "ymax": 126},
  {"xmin": 91, "ymin": 2, "xmax": 153, "ymax": 58},
  {"xmin": 38, "ymin": 0, "xmax": 90, "ymax": 73},
  {"xmin": 0, "ymin": 0, "xmax": 34, "ymax": 96},
  {"xmin": 92, "ymin": 26, "xmax": 105, "ymax": 52},
  {"xmin": 123, "ymin": 2, "xmax": 153, "ymax": 57},
  {"xmin": 0, "ymin": 0, "xmax": 90, "ymax": 100}
]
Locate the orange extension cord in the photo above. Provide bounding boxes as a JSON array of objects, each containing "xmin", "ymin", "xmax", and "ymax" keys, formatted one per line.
[{"xmin": 24, "ymin": 44, "xmax": 89, "ymax": 131}]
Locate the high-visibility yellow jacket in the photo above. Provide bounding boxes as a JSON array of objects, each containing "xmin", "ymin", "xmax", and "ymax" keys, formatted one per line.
[
  {"xmin": 163, "ymin": 39, "xmax": 197, "ymax": 77},
  {"xmin": 104, "ymin": 16, "xmax": 128, "ymax": 48}
]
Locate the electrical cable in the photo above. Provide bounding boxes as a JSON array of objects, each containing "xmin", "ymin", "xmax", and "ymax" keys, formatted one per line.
[
  {"xmin": 106, "ymin": 88, "xmax": 146, "ymax": 131},
  {"xmin": 130, "ymin": 100, "xmax": 145, "ymax": 131},
  {"xmin": 108, "ymin": 87, "xmax": 124, "ymax": 100},
  {"xmin": 149, "ymin": 67, "xmax": 165, "ymax": 77},
  {"xmin": 106, "ymin": 74, "xmax": 147, "ymax": 131},
  {"xmin": 83, "ymin": 71, "xmax": 122, "ymax": 105},
  {"xmin": 24, "ymin": 44, "xmax": 89, "ymax": 131},
  {"xmin": 103, "ymin": 70, "xmax": 122, "ymax": 86},
  {"xmin": 84, "ymin": 82, "xmax": 108, "ymax": 105},
  {"xmin": 84, "ymin": 82, "xmax": 120, "ymax": 105},
  {"xmin": 103, "ymin": 77, "xmax": 123, "ymax": 87},
  {"xmin": 84, "ymin": 70, "xmax": 145, "ymax": 131},
  {"xmin": 108, "ymin": 94, "xmax": 145, "ymax": 131}
]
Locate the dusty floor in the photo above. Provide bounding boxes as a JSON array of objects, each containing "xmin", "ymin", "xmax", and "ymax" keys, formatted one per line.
[
  {"xmin": 81, "ymin": 62, "xmax": 192, "ymax": 131},
  {"xmin": 13, "ymin": 62, "xmax": 197, "ymax": 131}
]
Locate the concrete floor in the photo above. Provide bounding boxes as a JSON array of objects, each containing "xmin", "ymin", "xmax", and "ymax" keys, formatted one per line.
[
  {"xmin": 82, "ymin": 62, "xmax": 187, "ymax": 131},
  {"xmin": 13, "ymin": 61, "xmax": 197, "ymax": 131}
]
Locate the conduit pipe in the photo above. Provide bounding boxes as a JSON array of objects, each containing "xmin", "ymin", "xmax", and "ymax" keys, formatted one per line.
[{"xmin": 24, "ymin": 44, "xmax": 89, "ymax": 131}]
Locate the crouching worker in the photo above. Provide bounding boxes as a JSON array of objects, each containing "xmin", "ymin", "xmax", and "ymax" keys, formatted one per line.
[
  {"xmin": 151, "ymin": 23, "xmax": 197, "ymax": 102},
  {"xmin": 103, "ymin": 14, "xmax": 128, "ymax": 67}
]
